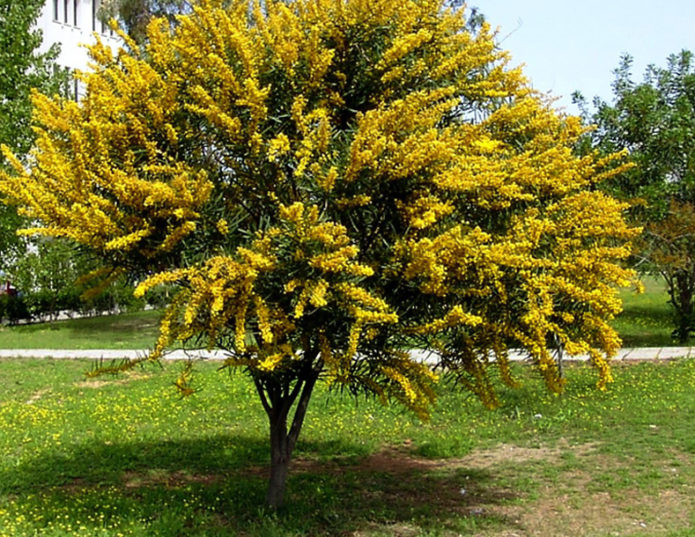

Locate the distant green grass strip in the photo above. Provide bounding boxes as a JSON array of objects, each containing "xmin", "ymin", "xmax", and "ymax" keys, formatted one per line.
[
  {"xmin": 612, "ymin": 275, "xmax": 695, "ymax": 347},
  {"xmin": 0, "ymin": 309, "xmax": 162, "ymax": 350}
]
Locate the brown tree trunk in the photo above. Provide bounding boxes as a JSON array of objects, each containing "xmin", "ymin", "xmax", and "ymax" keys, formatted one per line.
[
  {"xmin": 267, "ymin": 412, "xmax": 291, "ymax": 509},
  {"xmin": 672, "ymin": 271, "xmax": 694, "ymax": 344},
  {"xmin": 257, "ymin": 358, "xmax": 320, "ymax": 510}
]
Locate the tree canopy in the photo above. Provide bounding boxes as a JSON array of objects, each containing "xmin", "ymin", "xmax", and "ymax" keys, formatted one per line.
[
  {"xmin": 0, "ymin": 0, "xmax": 67, "ymax": 270},
  {"xmin": 0, "ymin": 0, "xmax": 636, "ymax": 507},
  {"xmin": 99, "ymin": 0, "xmax": 191, "ymax": 43},
  {"xmin": 577, "ymin": 50, "xmax": 695, "ymax": 342}
]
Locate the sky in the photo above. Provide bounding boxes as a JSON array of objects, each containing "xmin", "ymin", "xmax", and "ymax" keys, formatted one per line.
[{"xmin": 475, "ymin": 1, "xmax": 695, "ymax": 115}]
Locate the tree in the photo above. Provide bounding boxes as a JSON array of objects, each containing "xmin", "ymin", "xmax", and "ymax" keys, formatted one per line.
[
  {"xmin": 8, "ymin": 238, "xmax": 144, "ymax": 320},
  {"xmin": 99, "ymin": 0, "xmax": 191, "ymax": 43},
  {"xmin": 0, "ymin": 0, "xmax": 636, "ymax": 508},
  {"xmin": 0, "ymin": 205, "xmax": 23, "ymax": 272},
  {"xmin": 0, "ymin": 0, "xmax": 68, "ymax": 271},
  {"xmin": 10, "ymin": 238, "xmax": 83, "ymax": 320},
  {"xmin": 575, "ymin": 51, "xmax": 695, "ymax": 342}
]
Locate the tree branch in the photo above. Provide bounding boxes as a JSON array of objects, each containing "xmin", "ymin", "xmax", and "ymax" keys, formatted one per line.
[
  {"xmin": 253, "ymin": 376, "xmax": 272, "ymax": 415},
  {"xmin": 288, "ymin": 369, "xmax": 319, "ymax": 453}
]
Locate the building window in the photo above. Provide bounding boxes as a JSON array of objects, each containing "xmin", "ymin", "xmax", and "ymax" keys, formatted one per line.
[
  {"xmin": 53, "ymin": 0, "xmax": 59, "ymax": 20},
  {"xmin": 63, "ymin": 0, "xmax": 68, "ymax": 24},
  {"xmin": 74, "ymin": 79, "xmax": 80, "ymax": 102},
  {"xmin": 73, "ymin": 0, "xmax": 78, "ymax": 27}
]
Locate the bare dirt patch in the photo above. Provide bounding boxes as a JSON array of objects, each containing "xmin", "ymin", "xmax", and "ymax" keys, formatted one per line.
[
  {"xmin": 24, "ymin": 389, "xmax": 50, "ymax": 404},
  {"xmin": 75, "ymin": 370, "xmax": 151, "ymax": 389},
  {"xmin": 122, "ymin": 469, "xmax": 221, "ymax": 489},
  {"xmin": 282, "ymin": 439, "xmax": 597, "ymax": 476},
  {"xmin": 281, "ymin": 441, "xmax": 693, "ymax": 536},
  {"xmin": 457, "ymin": 439, "xmax": 598, "ymax": 470},
  {"xmin": 470, "ymin": 446, "xmax": 695, "ymax": 537},
  {"xmin": 57, "ymin": 470, "xmax": 223, "ymax": 493},
  {"xmin": 497, "ymin": 481, "xmax": 695, "ymax": 537},
  {"xmin": 75, "ymin": 380, "xmax": 111, "ymax": 389}
]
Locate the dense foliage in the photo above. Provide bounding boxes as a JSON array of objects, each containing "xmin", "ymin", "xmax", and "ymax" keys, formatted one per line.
[
  {"xmin": 0, "ymin": 0, "xmax": 636, "ymax": 506},
  {"xmin": 0, "ymin": 0, "xmax": 68, "ymax": 270},
  {"xmin": 577, "ymin": 51, "xmax": 695, "ymax": 342},
  {"xmin": 99, "ymin": 0, "xmax": 191, "ymax": 43},
  {"xmin": 3, "ymin": 238, "xmax": 151, "ymax": 324}
]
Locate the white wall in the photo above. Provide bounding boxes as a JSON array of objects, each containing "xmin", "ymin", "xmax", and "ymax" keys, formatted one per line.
[{"xmin": 36, "ymin": 0, "xmax": 121, "ymax": 98}]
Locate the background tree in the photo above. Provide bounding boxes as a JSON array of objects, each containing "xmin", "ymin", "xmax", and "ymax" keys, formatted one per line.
[
  {"xmin": 9, "ymin": 239, "xmax": 81, "ymax": 321},
  {"xmin": 99, "ymin": 0, "xmax": 191, "ymax": 43},
  {"xmin": 8, "ymin": 238, "xmax": 145, "ymax": 321},
  {"xmin": 575, "ymin": 50, "xmax": 695, "ymax": 342},
  {"xmin": 0, "ymin": 0, "xmax": 68, "ymax": 271},
  {"xmin": 1, "ymin": 0, "xmax": 636, "ymax": 508}
]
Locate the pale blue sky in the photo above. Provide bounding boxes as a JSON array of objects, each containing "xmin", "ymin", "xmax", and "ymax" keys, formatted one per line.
[{"xmin": 475, "ymin": 1, "xmax": 695, "ymax": 114}]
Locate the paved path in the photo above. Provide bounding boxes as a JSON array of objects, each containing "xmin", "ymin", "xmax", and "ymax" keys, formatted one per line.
[{"xmin": 0, "ymin": 347, "xmax": 694, "ymax": 361}]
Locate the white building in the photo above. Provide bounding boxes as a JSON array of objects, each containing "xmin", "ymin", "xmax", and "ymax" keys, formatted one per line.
[{"xmin": 35, "ymin": 0, "xmax": 120, "ymax": 99}]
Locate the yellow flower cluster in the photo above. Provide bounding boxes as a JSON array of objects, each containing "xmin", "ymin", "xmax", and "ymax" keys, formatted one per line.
[
  {"xmin": 374, "ymin": 93, "xmax": 638, "ymax": 399},
  {"xmin": 130, "ymin": 201, "xmax": 400, "ymax": 383},
  {"xmin": 0, "ymin": 63, "xmax": 212, "ymax": 257}
]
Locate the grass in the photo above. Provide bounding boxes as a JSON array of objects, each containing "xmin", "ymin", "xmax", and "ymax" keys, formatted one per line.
[
  {"xmin": 0, "ymin": 309, "xmax": 162, "ymax": 350},
  {"xmin": 612, "ymin": 275, "xmax": 692, "ymax": 347},
  {"xmin": 1, "ymin": 358, "xmax": 695, "ymax": 536}
]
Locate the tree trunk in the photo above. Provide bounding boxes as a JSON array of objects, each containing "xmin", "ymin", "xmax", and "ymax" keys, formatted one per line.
[
  {"xmin": 259, "ymin": 362, "xmax": 320, "ymax": 510},
  {"xmin": 267, "ymin": 412, "xmax": 291, "ymax": 509},
  {"xmin": 673, "ymin": 272, "xmax": 693, "ymax": 344},
  {"xmin": 552, "ymin": 332, "xmax": 564, "ymax": 378}
]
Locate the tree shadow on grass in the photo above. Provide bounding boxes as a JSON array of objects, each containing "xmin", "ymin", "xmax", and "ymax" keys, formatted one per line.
[
  {"xmin": 1, "ymin": 434, "xmax": 269, "ymax": 493},
  {"xmin": 0, "ymin": 435, "xmax": 524, "ymax": 536}
]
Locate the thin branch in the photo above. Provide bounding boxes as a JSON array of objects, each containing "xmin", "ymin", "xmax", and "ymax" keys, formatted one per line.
[
  {"xmin": 253, "ymin": 376, "xmax": 272, "ymax": 415},
  {"xmin": 285, "ymin": 377, "xmax": 303, "ymax": 409},
  {"xmin": 288, "ymin": 370, "xmax": 319, "ymax": 452},
  {"xmin": 280, "ymin": 348, "xmax": 320, "ymax": 418}
]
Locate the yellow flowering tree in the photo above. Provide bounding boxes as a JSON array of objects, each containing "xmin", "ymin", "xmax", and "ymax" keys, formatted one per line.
[{"xmin": 0, "ymin": 0, "xmax": 637, "ymax": 508}]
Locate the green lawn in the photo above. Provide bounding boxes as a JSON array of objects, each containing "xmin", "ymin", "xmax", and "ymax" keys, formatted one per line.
[
  {"xmin": 0, "ymin": 309, "xmax": 162, "ymax": 350},
  {"xmin": 613, "ymin": 276, "xmax": 692, "ymax": 347},
  {"xmin": 0, "ymin": 358, "xmax": 694, "ymax": 536}
]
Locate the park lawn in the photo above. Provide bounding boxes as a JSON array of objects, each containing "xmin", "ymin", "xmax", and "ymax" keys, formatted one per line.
[
  {"xmin": 612, "ymin": 275, "xmax": 692, "ymax": 347},
  {"xmin": 0, "ymin": 358, "xmax": 694, "ymax": 536},
  {"xmin": 0, "ymin": 309, "xmax": 163, "ymax": 350}
]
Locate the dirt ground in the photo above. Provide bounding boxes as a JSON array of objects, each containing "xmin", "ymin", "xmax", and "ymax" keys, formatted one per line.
[{"xmin": 340, "ymin": 441, "xmax": 694, "ymax": 537}]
